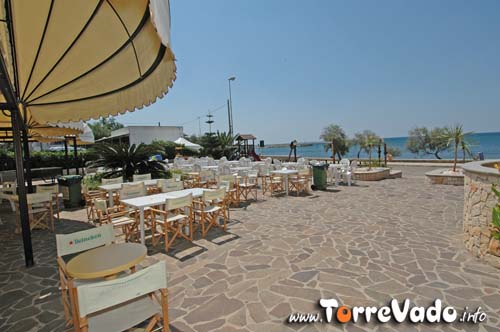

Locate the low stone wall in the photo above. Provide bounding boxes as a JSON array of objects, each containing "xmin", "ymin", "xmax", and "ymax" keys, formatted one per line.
[
  {"xmin": 463, "ymin": 160, "xmax": 500, "ymax": 269},
  {"xmin": 353, "ymin": 168, "xmax": 390, "ymax": 181},
  {"xmin": 425, "ymin": 169, "xmax": 464, "ymax": 186}
]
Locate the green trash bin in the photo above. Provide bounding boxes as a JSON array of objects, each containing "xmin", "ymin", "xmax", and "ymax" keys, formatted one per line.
[
  {"xmin": 58, "ymin": 175, "xmax": 83, "ymax": 208},
  {"xmin": 312, "ymin": 164, "xmax": 328, "ymax": 190}
]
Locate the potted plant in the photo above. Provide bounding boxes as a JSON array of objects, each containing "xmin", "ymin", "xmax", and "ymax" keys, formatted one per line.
[{"xmin": 489, "ymin": 185, "xmax": 500, "ymax": 256}]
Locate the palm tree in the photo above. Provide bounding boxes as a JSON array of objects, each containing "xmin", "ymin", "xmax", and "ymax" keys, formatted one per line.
[
  {"xmin": 363, "ymin": 134, "xmax": 380, "ymax": 170},
  {"xmin": 89, "ymin": 143, "xmax": 166, "ymax": 181},
  {"xmin": 442, "ymin": 125, "xmax": 473, "ymax": 172},
  {"xmin": 216, "ymin": 131, "xmax": 236, "ymax": 159}
]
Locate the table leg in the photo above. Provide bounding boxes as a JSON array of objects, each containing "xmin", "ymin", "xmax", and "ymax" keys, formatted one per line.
[
  {"xmin": 139, "ymin": 207, "xmax": 145, "ymax": 245},
  {"xmin": 108, "ymin": 190, "xmax": 114, "ymax": 207},
  {"xmin": 285, "ymin": 175, "xmax": 289, "ymax": 195}
]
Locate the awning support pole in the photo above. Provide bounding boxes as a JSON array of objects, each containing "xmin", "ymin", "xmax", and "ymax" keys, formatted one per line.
[
  {"xmin": 73, "ymin": 136, "xmax": 78, "ymax": 175},
  {"xmin": 64, "ymin": 138, "xmax": 69, "ymax": 175},
  {"xmin": 11, "ymin": 108, "xmax": 34, "ymax": 267},
  {"xmin": 22, "ymin": 128, "xmax": 33, "ymax": 193}
]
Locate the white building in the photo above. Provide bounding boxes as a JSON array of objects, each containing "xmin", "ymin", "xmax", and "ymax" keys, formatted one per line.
[{"xmin": 99, "ymin": 126, "xmax": 184, "ymax": 145}]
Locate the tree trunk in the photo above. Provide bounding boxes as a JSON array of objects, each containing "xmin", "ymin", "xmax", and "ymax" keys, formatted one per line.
[
  {"xmin": 453, "ymin": 144, "xmax": 458, "ymax": 172},
  {"xmin": 434, "ymin": 151, "xmax": 442, "ymax": 160}
]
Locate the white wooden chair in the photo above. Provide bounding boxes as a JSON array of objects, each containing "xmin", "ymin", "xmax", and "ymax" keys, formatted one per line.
[
  {"xmin": 133, "ymin": 173, "xmax": 152, "ymax": 182},
  {"xmin": 14, "ymin": 192, "xmax": 54, "ymax": 233},
  {"xmin": 218, "ymin": 175, "xmax": 239, "ymax": 207},
  {"xmin": 290, "ymin": 168, "xmax": 310, "ymax": 196},
  {"xmin": 36, "ymin": 184, "xmax": 62, "ymax": 221},
  {"xmin": 237, "ymin": 170, "xmax": 258, "ymax": 202},
  {"xmin": 101, "ymin": 177, "xmax": 123, "ymax": 185},
  {"xmin": 0, "ymin": 181, "xmax": 16, "ymax": 211},
  {"xmin": 93, "ymin": 199, "xmax": 139, "ymax": 242},
  {"xmin": 72, "ymin": 261, "xmax": 169, "ymax": 332},
  {"xmin": 160, "ymin": 179, "xmax": 184, "ymax": 193},
  {"xmin": 56, "ymin": 224, "xmax": 115, "ymax": 327},
  {"xmin": 193, "ymin": 188, "xmax": 227, "ymax": 238},
  {"xmin": 150, "ymin": 194, "xmax": 193, "ymax": 252}
]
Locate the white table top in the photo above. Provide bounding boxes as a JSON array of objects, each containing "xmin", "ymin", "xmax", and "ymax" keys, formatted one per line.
[
  {"xmin": 120, "ymin": 188, "xmax": 209, "ymax": 209},
  {"xmin": 98, "ymin": 179, "xmax": 159, "ymax": 191},
  {"xmin": 272, "ymin": 169, "xmax": 298, "ymax": 175},
  {"xmin": 202, "ymin": 166, "xmax": 219, "ymax": 170},
  {"xmin": 231, "ymin": 166, "xmax": 252, "ymax": 171}
]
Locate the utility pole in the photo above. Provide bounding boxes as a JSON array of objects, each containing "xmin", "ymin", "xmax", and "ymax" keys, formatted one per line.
[
  {"xmin": 197, "ymin": 117, "xmax": 201, "ymax": 136},
  {"xmin": 228, "ymin": 76, "xmax": 236, "ymax": 135},
  {"xmin": 205, "ymin": 111, "xmax": 214, "ymax": 134},
  {"xmin": 227, "ymin": 99, "xmax": 232, "ymax": 135}
]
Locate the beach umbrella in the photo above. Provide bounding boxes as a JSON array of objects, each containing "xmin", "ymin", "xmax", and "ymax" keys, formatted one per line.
[{"xmin": 0, "ymin": 0, "xmax": 176, "ymax": 266}]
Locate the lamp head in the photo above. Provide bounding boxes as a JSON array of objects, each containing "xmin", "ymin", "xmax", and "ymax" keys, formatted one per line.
[{"xmin": 228, "ymin": 76, "xmax": 236, "ymax": 81}]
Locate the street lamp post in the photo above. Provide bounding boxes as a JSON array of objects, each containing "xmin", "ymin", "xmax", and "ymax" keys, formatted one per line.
[{"xmin": 228, "ymin": 76, "xmax": 236, "ymax": 136}]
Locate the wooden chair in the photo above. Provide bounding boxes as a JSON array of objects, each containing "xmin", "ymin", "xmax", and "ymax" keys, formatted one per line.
[
  {"xmin": 0, "ymin": 181, "xmax": 17, "ymax": 211},
  {"xmin": 93, "ymin": 199, "xmax": 139, "ymax": 242},
  {"xmin": 101, "ymin": 177, "xmax": 123, "ymax": 205},
  {"xmin": 289, "ymin": 168, "xmax": 310, "ymax": 196},
  {"xmin": 268, "ymin": 174, "xmax": 285, "ymax": 196},
  {"xmin": 149, "ymin": 194, "xmax": 193, "ymax": 252},
  {"xmin": 82, "ymin": 185, "xmax": 106, "ymax": 222},
  {"xmin": 14, "ymin": 193, "xmax": 54, "ymax": 233},
  {"xmin": 133, "ymin": 173, "xmax": 152, "ymax": 182},
  {"xmin": 199, "ymin": 170, "xmax": 216, "ymax": 188},
  {"xmin": 36, "ymin": 184, "xmax": 63, "ymax": 221},
  {"xmin": 55, "ymin": 224, "xmax": 115, "ymax": 327},
  {"xmin": 118, "ymin": 182, "xmax": 149, "ymax": 240},
  {"xmin": 237, "ymin": 170, "xmax": 258, "ymax": 202},
  {"xmin": 72, "ymin": 261, "xmax": 169, "ymax": 332},
  {"xmin": 193, "ymin": 188, "xmax": 227, "ymax": 238},
  {"xmin": 218, "ymin": 175, "xmax": 239, "ymax": 207},
  {"xmin": 160, "ymin": 179, "xmax": 184, "ymax": 193}
]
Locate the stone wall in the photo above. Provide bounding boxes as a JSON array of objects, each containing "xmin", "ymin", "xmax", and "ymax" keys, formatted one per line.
[
  {"xmin": 463, "ymin": 161, "xmax": 500, "ymax": 269},
  {"xmin": 353, "ymin": 168, "xmax": 390, "ymax": 181},
  {"xmin": 426, "ymin": 171, "xmax": 464, "ymax": 186}
]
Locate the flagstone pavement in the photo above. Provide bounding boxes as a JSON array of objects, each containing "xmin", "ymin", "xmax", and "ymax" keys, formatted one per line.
[{"xmin": 0, "ymin": 170, "xmax": 499, "ymax": 332}]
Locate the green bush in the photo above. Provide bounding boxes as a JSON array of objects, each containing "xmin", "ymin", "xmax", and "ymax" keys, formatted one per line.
[{"xmin": 0, "ymin": 150, "xmax": 87, "ymax": 171}]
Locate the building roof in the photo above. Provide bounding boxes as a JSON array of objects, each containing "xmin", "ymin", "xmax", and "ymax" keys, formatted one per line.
[{"xmin": 235, "ymin": 134, "xmax": 256, "ymax": 140}]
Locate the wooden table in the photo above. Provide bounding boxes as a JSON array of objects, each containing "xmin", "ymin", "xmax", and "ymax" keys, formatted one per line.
[
  {"xmin": 66, "ymin": 243, "xmax": 147, "ymax": 280},
  {"xmin": 120, "ymin": 188, "xmax": 209, "ymax": 245}
]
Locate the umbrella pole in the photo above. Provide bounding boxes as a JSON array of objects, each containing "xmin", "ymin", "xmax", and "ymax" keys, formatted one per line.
[
  {"xmin": 64, "ymin": 138, "xmax": 69, "ymax": 175},
  {"xmin": 73, "ymin": 136, "xmax": 78, "ymax": 175},
  {"xmin": 11, "ymin": 108, "xmax": 34, "ymax": 267},
  {"xmin": 22, "ymin": 128, "xmax": 33, "ymax": 193}
]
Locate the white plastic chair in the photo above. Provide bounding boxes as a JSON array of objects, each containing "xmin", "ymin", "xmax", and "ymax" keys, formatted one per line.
[
  {"xmin": 73, "ymin": 261, "xmax": 169, "ymax": 332},
  {"xmin": 339, "ymin": 159, "xmax": 352, "ymax": 186}
]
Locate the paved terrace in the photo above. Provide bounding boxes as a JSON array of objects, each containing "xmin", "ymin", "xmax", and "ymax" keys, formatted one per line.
[{"xmin": 0, "ymin": 167, "xmax": 499, "ymax": 332}]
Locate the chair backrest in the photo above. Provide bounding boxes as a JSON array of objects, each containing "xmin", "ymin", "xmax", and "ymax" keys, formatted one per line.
[
  {"xmin": 218, "ymin": 175, "xmax": 235, "ymax": 185},
  {"xmin": 76, "ymin": 261, "xmax": 167, "ymax": 318},
  {"xmin": 56, "ymin": 224, "xmax": 114, "ymax": 257},
  {"xmin": 101, "ymin": 177, "xmax": 123, "ymax": 185},
  {"xmin": 162, "ymin": 179, "xmax": 184, "ymax": 193},
  {"xmin": 200, "ymin": 170, "xmax": 214, "ymax": 182},
  {"xmin": 120, "ymin": 182, "xmax": 146, "ymax": 200},
  {"xmin": 26, "ymin": 192, "xmax": 52, "ymax": 205},
  {"xmin": 340, "ymin": 159, "xmax": 350, "ymax": 167},
  {"xmin": 1, "ymin": 181, "xmax": 16, "ymax": 193},
  {"xmin": 193, "ymin": 164, "xmax": 202, "ymax": 172},
  {"xmin": 93, "ymin": 198, "xmax": 108, "ymax": 214},
  {"xmin": 36, "ymin": 184, "xmax": 59, "ymax": 194},
  {"xmin": 165, "ymin": 193, "xmax": 192, "ymax": 210},
  {"xmin": 203, "ymin": 188, "xmax": 226, "ymax": 202},
  {"xmin": 133, "ymin": 173, "xmax": 151, "ymax": 182}
]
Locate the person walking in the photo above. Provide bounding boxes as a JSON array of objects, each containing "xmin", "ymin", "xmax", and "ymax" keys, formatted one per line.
[{"xmin": 288, "ymin": 140, "xmax": 297, "ymax": 162}]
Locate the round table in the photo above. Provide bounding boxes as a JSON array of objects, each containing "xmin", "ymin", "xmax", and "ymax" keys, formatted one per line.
[{"xmin": 66, "ymin": 243, "xmax": 147, "ymax": 280}]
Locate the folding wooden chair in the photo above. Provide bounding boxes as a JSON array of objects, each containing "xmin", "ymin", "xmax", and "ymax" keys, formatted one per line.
[
  {"xmin": 237, "ymin": 170, "xmax": 258, "ymax": 202},
  {"xmin": 218, "ymin": 175, "xmax": 239, "ymax": 207},
  {"xmin": 15, "ymin": 193, "xmax": 54, "ymax": 233},
  {"xmin": 101, "ymin": 177, "xmax": 123, "ymax": 205},
  {"xmin": 36, "ymin": 184, "xmax": 63, "ymax": 221},
  {"xmin": 149, "ymin": 194, "xmax": 193, "ymax": 252},
  {"xmin": 83, "ymin": 186, "xmax": 106, "ymax": 222},
  {"xmin": 55, "ymin": 224, "xmax": 115, "ymax": 327},
  {"xmin": 133, "ymin": 173, "xmax": 152, "ymax": 182},
  {"xmin": 93, "ymin": 199, "xmax": 139, "ymax": 242},
  {"xmin": 72, "ymin": 261, "xmax": 168, "ymax": 332},
  {"xmin": 289, "ymin": 168, "xmax": 310, "ymax": 196},
  {"xmin": 193, "ymin": 188, "xmax": 227, "ymax": 238},
  {"xmin": 160, "ymin": 179, "xmax": 184, "ymax": 193},
  {"xmin": 118, "ymin": 183, "xmax": 148, "ymax": 241},
  {"xmin": 268, "ymin": 174, "xmax": 285, "ymax": 196}
]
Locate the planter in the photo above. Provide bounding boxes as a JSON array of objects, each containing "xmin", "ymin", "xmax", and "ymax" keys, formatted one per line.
[
  {"xmin": 353, "ymin": 167, "xmax": 390, "ymax": 181},
  {"xmin": 425, "ymin": 169, "xmax": 464, "ymax": 186},
  {"xmin": 462, "ymin": 160, "xmax": 500, "ymax": 269}
]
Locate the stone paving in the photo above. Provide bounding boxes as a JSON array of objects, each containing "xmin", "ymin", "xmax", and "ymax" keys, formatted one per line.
[{"xmin": 1, "ymin": 169, "xmax": 499, "ymax": 332}]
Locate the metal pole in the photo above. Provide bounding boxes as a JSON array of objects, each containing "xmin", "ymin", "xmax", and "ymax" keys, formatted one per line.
[
  {"xmin": 11, "ymin": 108, "xmax": 34, "ymax": 267},
  {"xmin": 64, "ymin": 138, "xmax": 69, "ymax": 175},
  {"xmin": 384, "ymin": 143, "xmax": 388, "ymax": 167},
  {"xmin": 73, "ymin": 136, "xmax": 78, "ymax": 175},
  {"xmin": 22, "ymin": 128, "xmax": 33, "ymax": 193},
  {"xmin": 227, "ymin": 99, "xmax": 231, "ymax": 135},
  {"xmin": 228, "ymin": 78, "xmax": 235, "ymax": 135}
]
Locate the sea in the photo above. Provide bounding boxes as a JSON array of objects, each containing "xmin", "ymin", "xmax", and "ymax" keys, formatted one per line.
[{"xmin": 257, "ymin": 132, "xmax": 500, "ymax": 160}]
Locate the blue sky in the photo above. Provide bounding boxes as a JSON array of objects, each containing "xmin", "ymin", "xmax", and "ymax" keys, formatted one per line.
[{"xmin": 117, "ymin": 0, "xmax": 500, "ymax": 143}]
